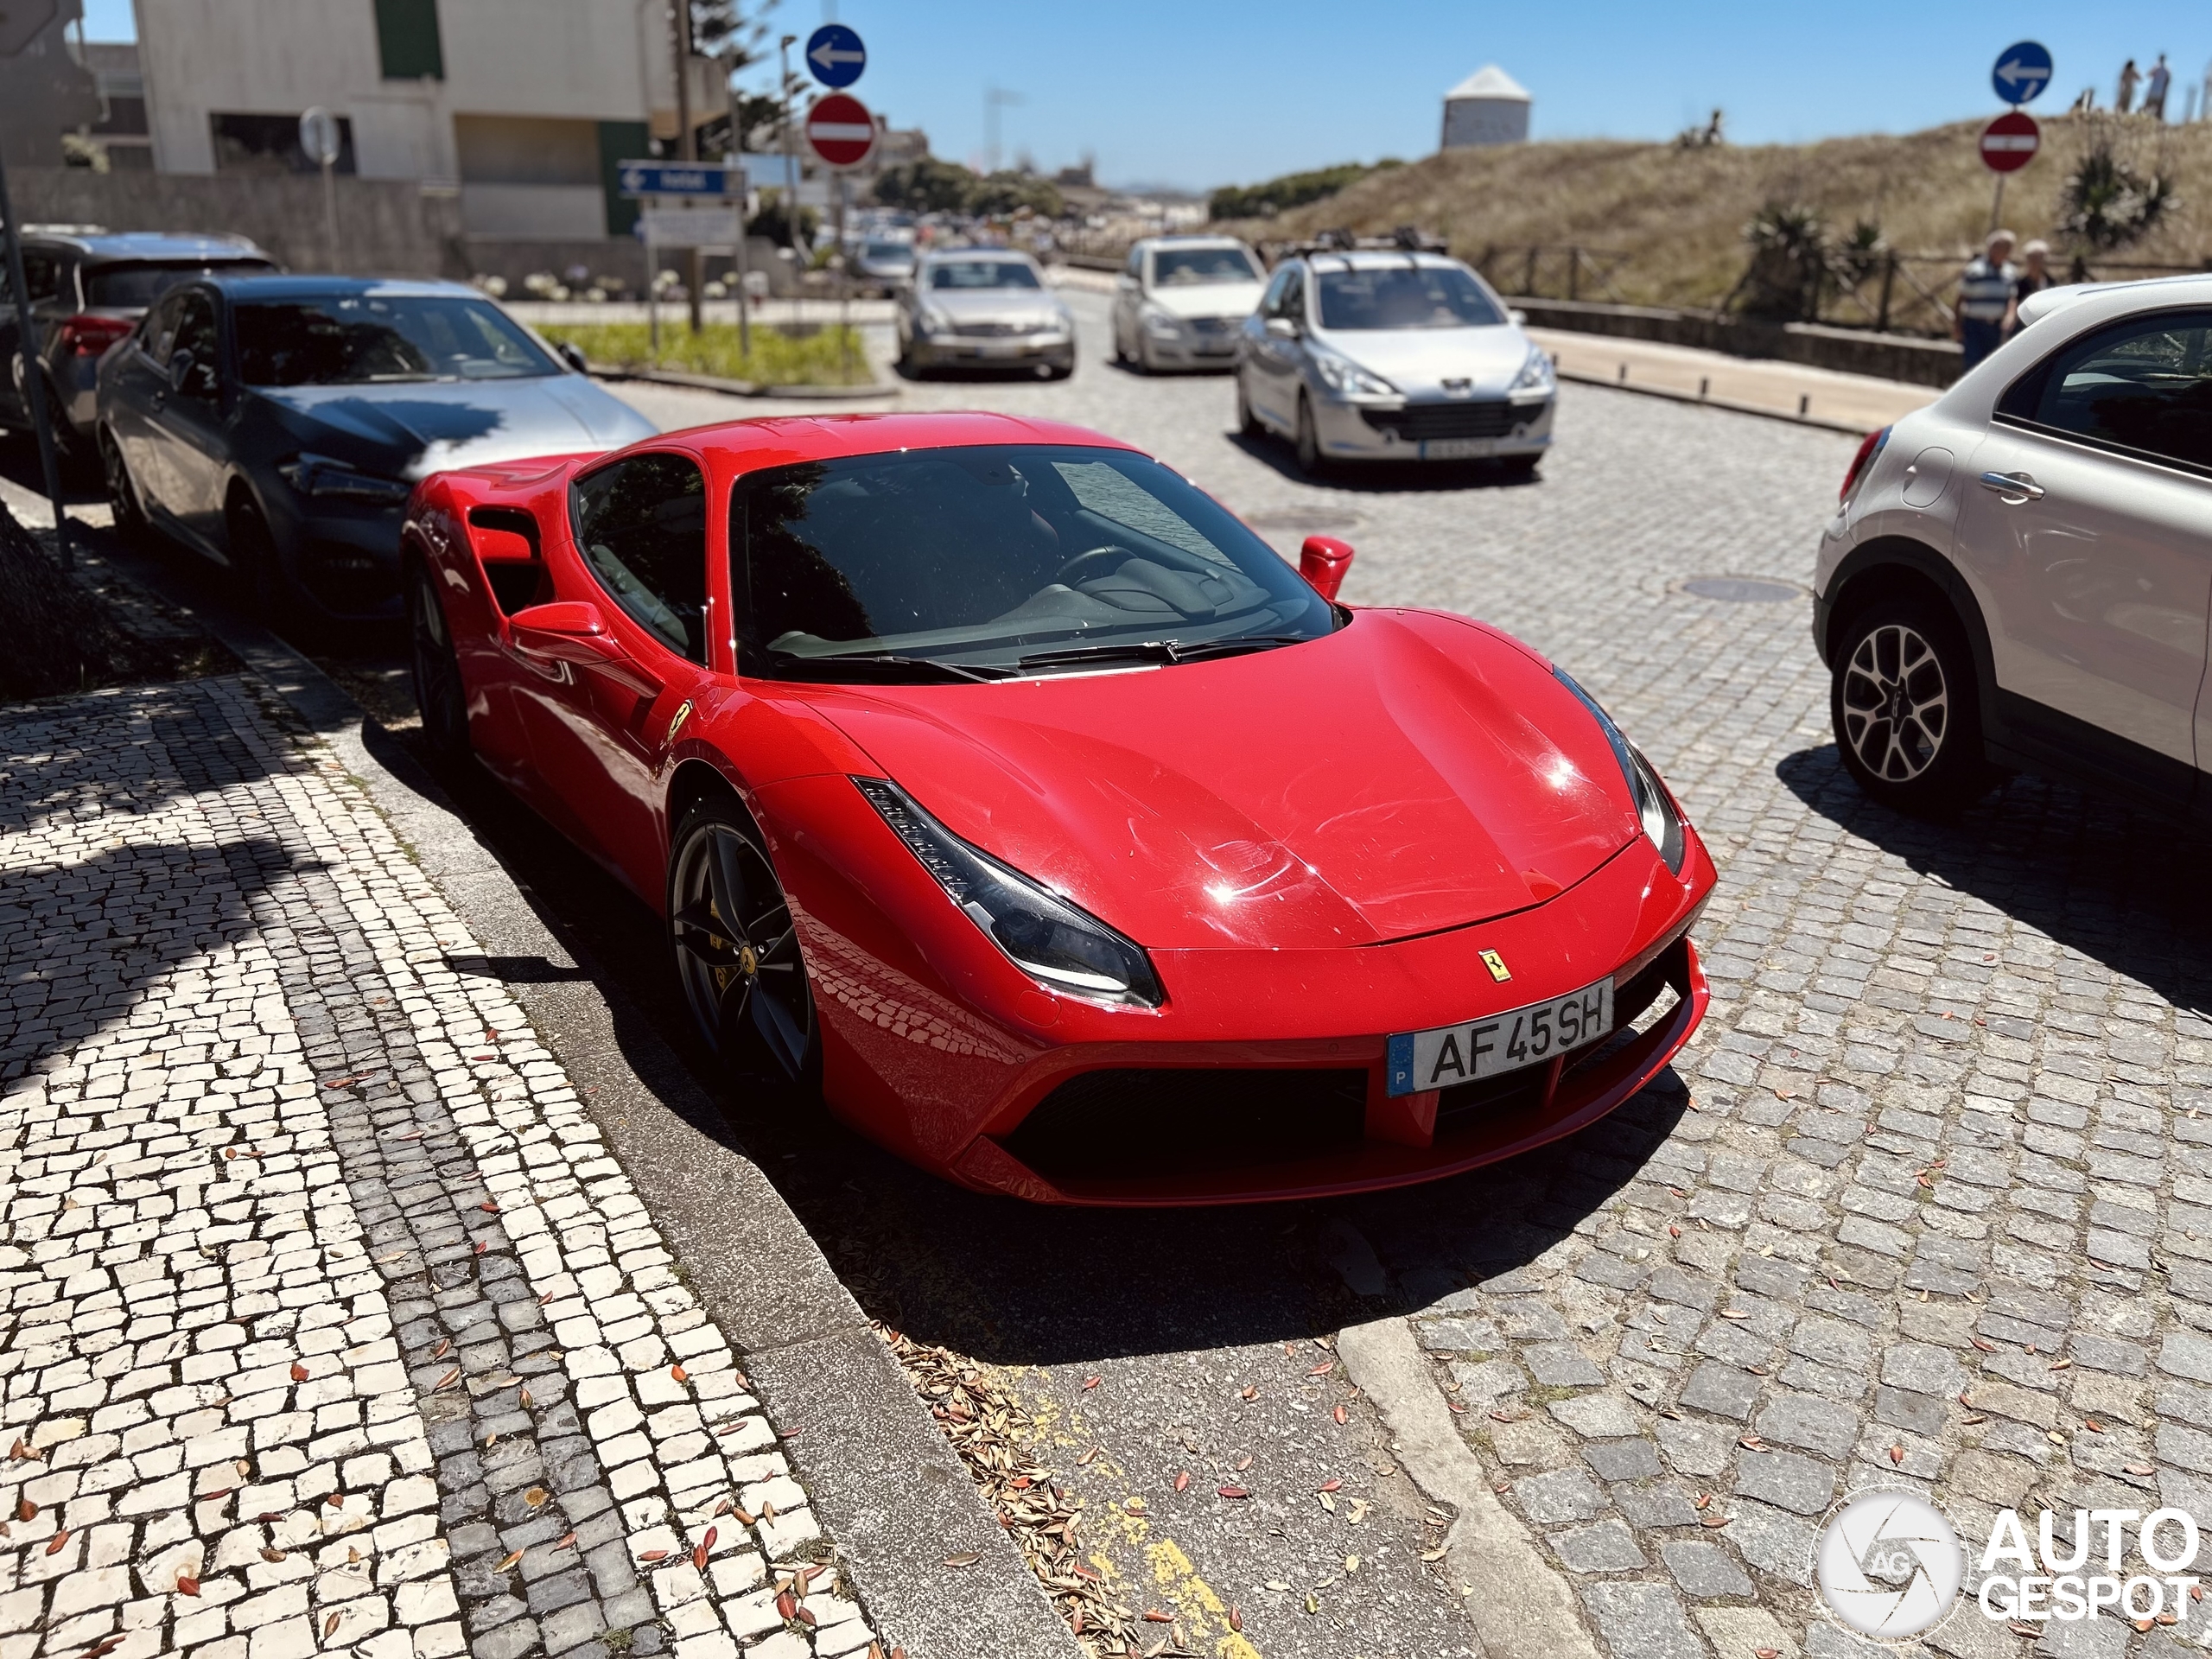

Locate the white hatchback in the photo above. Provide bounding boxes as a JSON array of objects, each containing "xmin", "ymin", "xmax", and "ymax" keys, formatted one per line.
[{"xmin": 1815, "ymin": 275, "xmax": 2212, "ymax": 817}]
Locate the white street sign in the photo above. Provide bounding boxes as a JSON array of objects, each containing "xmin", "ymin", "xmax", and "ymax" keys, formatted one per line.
[{"xmin": 639, "ymin": 205, "xmax": 743, "ymax": 248}]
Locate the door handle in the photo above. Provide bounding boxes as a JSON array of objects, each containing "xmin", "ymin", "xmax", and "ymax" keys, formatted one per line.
[{"xmin": 1979, "ymin": 469, "xmax": 2044, "ymax": 501}]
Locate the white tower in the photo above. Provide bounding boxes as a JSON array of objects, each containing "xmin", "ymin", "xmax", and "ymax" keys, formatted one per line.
[{"xmin": 1441, "ymin": 66, "xmax": 1531, "ymax": 149}]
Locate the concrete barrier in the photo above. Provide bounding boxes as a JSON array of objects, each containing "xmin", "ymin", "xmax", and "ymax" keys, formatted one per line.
[{"xmin": 1504, "ymin": 296, "xmax": 1961, "ymax": 388}]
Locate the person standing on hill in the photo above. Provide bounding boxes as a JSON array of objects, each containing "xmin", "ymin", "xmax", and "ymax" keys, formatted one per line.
[
  {"xmin": 2145, "ymin": 54, "xmax": 2172, "ymax": 118},
  {"xmin": 1954, "ymin": 230, "xmax": 2018, "ymax": 374},
  {"xmin": 2004, "ymin": 239, "xmax": 2052, "ymax": 338},
  {"xmin": 2118, "ymin": 59, "xmax": 2140, "ymax": 112}
]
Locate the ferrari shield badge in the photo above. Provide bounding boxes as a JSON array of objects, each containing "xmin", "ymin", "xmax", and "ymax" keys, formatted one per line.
[
  {"xmin": 664, "ymin": 698, "xmax": 695, "ymax": 747},
  {"xmin": 1480, "ymin": 949, "xmax": 1511, "ymax": 982}
]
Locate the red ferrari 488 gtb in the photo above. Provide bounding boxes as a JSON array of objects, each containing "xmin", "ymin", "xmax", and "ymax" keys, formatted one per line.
[{"xmin": 404, "ymin": 412, "xmax": 1714, "ymax": 1204}]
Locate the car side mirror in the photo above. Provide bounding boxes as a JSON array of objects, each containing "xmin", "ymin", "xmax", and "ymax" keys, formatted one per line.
[
  {"xmin": 556, "ymin": 341, "xmax": 589, "ymax": 375},
  {"xmin": 1265, "ymin": 316, "xmax": 1300, "ymax": 340},
  {"xmin": 1300, "ymin": 536, "xmax": 1353, "ymax": 602},
  {"xmin": 511, "ymin": 600, "xmax": 607, "ymax": 650},
  {"xmin": 168, "ymin": 348, "xmax": 197, "ymax": 392}
]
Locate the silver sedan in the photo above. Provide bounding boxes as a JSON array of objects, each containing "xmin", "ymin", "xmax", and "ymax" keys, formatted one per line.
[
  {"xmin": 895, "ymin": 250, "xmax": 1076, "ymax": 378},
  {"xmin": 1235, "ymin": 251, "xmax": 1554, "ymax": 476}
]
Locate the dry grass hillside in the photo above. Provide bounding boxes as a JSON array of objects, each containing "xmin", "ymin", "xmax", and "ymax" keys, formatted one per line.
[{"xmin": 1224, "ymin": 115, "xmax": 2212, "ymax": 320}]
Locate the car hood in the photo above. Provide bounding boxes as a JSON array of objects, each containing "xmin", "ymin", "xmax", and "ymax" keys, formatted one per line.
[
  {"xmin": 1146, "ymin": 281, "xmax": 1266, "ymax": 321},
  {"xmin": 247, "ymin": 376, "xmax": 657, "ymax": 480},
  {"xmin": 807, "ymin": 609, "xmax": 1641, "ymax": 950},
  {"xmin": 1311, "ymin": 324, "xmax": 1535, "ymax": 396},
  {"xmin": 918, "ymin": 289, "xmax": 1068, "ymax": 327}
]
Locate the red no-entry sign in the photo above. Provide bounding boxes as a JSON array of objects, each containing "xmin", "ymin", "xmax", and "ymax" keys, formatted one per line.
[
  {"xmin": 805, "ymin": 93, "xmax": 876, "ymax": 169},
  {"xmin": 1980, "ymin": 111, "xmax": 2040, "ymax": 174}
]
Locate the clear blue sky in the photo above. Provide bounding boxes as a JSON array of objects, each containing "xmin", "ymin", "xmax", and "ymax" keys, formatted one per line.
[{"xmin": 80, "ymin": 0, "xmax": 2212, "ymax": 191}]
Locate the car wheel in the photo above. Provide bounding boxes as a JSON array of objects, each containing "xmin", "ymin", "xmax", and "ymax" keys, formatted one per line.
[
  {"xmin": 408, "ymin": 562, "xmax": 471, "ymax": 767},
  {"xmin": 100, "ymin": 428, "xmax": 150, "ymax": 544},
  {"xmin": 228, "ymin": 495, "xmax": 292, "ymax": 628},
  {"xmin": 1830, "ymin": 594, "xmax": 1993, "ymax": 815},
  {"xmin": 1236, "ymin": 376, "xmax": 1264, "ymax": 437},
  {"xmin": 668, "ymin": 797, "xmax": 820, "ymax": 1088},
  {"xmin": 1294, "ymin": 393, "xmax": 1329, "ymax": 476}
]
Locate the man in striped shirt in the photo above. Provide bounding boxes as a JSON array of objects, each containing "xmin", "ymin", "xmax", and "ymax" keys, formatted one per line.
[{"xmin": 1953, "ymin": 230, "xmax": 2018, "ymax": 375}]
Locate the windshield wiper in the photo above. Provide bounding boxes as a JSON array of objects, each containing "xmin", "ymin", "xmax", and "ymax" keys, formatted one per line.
[
  {"xmin": 1014, "ymin": 634, "xmax": 1310, "ymax": 674},
  {"xmin": 763, "ymin": 650, "xmax": 1014, "ymax": 683}
]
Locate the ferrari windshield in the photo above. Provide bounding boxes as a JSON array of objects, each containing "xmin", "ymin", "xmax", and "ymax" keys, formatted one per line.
[
  {"xmin": 235, "ymin": 293, "xmax": 559, "ymax": 385},
  {"xmin": 734, "ymin": 445, "xmax": 1338, "ymax": 680}
]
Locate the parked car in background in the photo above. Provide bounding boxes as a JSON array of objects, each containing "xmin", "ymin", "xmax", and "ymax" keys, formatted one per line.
[
  {"xmin": 1236, "ymin": 249, "xmax": 1554, "ymax": 477},
  {"xmin": 1110, "ymin": 234, "xmax": 1267, "ymax": 373},
  {"xmin": 98, "ymin": 275, "xmax": 655, "ymax": 625},
  {"xmin": 852, "ymin": 232, "xmax": 917, "ymax": 294},
  {"xmin": 1815, "ymin": 274, "xmax": 2212, "ymax": 821},
  {"xmin": 0, "ymin": 230, "xmax": 275, "ymax": 464},
  {"xmin": 894, "ymin": 250, "xmax": 1074, "ymax": 378}
]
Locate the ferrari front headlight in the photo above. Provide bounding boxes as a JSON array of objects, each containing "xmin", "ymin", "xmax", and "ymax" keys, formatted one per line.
[
  {"xmin": 1552, "ymin": 669, "xmax": 1686, "ymax": 874},
  {"xmin": 855, "ymin": 777, "xmax": 1164, "ymax": 1007}
]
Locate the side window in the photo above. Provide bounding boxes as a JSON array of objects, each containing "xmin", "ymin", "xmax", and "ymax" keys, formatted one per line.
[
  {"xmin": 2003, "ymin": 308, "xmax": 2212, "ymax": 472},
  {"xmin": 1281, "ymin": 269, "xmax": 1306, "ymax": 325},
  {"xmin": 169, "ymin": 292, "xmax": 220, "ymax": 400},
  {"xmin": 1258, "ymin": 267, "xmax": 1294, "ymax": 318},
  {"xmin": 142, "ymin": 292, "xmax": 186, "ymax": 363},
  {"xmin": 21, "ymin": 252, "xmax": 61, "ymax": 307},
  {"xmin": 569, "ymin": 453, "xmax": 709, "ymax": 663},
  {"xmin": 1124, "ymin": 245, "xmax": 1143, "ymax": 280}
]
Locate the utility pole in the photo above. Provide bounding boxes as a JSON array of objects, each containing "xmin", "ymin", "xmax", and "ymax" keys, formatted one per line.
[
  {"xmin": 727, "ymin": 55, "xmax": 750, "ymax": 357},
  {"xmin": 673, "ymin": 1, "xmax": 702, "ymax": 334},
  {"xmin": 984, "ymin": 86, "xmax": 1022, "ymax": 174},
  {"xmin": 779, "ymin": 32, "xmax": 802, "ymax": 329}
]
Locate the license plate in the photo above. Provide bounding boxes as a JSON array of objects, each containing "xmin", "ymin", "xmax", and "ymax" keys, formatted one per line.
[
  {"xmin": 1421, "ymin": 437, "xmax": 1497, "ymax": 461},
  {"xmin": 975, "ymin": 340, "xmax": 1027, "ymax": 356},
  {"xmin": 1386, "ymin": 979, "xmax": 1613, "ymax": 1096}
]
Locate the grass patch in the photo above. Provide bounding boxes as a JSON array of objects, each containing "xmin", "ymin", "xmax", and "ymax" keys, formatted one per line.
[{"xmin": 536, "ymin": 321, "xmax": 873, "ymax": 387}]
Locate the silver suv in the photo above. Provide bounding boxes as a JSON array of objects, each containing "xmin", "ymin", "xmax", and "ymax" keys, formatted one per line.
[
  {"xmin": 1235, "ymin": 248, "xmax": 1554, "ymax": 476},
  {"xmin": 1815, "ymin": 275, "xmax": 2212, "ymax": 817}
]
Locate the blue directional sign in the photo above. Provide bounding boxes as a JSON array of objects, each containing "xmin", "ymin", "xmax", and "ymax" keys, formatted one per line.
[
  {"xmin": 805, "ymin": 23, "xmax": 866, "ymax": 88},
  {"xmin": 617, "ymin": 161, "xmax": 740, "ymax": 200},
  {"xmin": 1993, "ymin": 41, "xmax": 2053, "ymax": 106}
]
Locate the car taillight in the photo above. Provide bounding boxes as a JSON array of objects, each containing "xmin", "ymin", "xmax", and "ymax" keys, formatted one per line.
[
  {"xmin": 1840, "ymin": 424, "xmax": 1890, "ymax": 502},
  {"xmin": 58, "ymin": 314, "xmax": 136, "ymax": 357}
]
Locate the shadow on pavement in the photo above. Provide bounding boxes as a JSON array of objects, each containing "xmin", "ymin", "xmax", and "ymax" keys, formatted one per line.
[
  {"xmin": 1777, "ymin": 741, "xmax": 2212, "ymax": 1018},
  {"xmin": 1222, "ymin": 430, "xmax": 1545, "ymax": 493}
]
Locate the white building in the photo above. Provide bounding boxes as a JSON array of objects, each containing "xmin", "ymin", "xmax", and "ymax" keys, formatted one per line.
[
  {"xmin": 130, "ymin": 0, "xmax": 726, "ymax": 251},
  {"xmin": 1440, "ymin": 65, "xmax": 1531, "ymax": 149}
]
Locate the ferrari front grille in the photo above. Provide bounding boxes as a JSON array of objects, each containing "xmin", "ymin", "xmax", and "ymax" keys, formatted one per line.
[{"xmin": 999, "ymin": 1067, "xmax": 1367, "ymax": 1182}]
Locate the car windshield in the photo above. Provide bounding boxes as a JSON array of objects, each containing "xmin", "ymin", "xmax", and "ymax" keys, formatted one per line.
[
  {"xmin": 86, "ymin": 260, "xmax": 274, "ymax": 308},
  {"xmin": 1152, "ymin": 247, "xmax": 1260, "ymax": 285},
  {"xmin": 234, "ymin": 293, "xmax": 558, "ymax": 385},
  {"xmin": 1317, "ymin": 264, "xmax": 1504, "ymax": 330},
  {"xmin": 927, "ymin": 261, "xmax": 1040, "ymax": 290},
  {"xmin": 863, "ymin": 240, "xmax": 914, "ymax": 262},
  {"xmin": 734, "ymin": 444, "xmax": 1338, "ymax": 680}
]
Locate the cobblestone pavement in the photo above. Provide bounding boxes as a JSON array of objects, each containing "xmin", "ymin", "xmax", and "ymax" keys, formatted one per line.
[
  {"xmin": 624, "ymin": 293, "xmax": 2212, "ymax": 1657},
  {"xmin": 0, "ymin": 680, "xmax": 880, "ymax": 1659}
]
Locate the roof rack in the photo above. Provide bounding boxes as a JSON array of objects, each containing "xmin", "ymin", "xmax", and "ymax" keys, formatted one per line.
[{"xmin": 1267, "ymin": 225, "xmax": 1450, "ymax": 261}]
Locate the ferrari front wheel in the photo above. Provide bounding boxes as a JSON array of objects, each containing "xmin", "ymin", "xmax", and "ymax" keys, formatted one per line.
[{"xmin": 669, "ymin": 798, "xmax": 819, "ymax": 1088}]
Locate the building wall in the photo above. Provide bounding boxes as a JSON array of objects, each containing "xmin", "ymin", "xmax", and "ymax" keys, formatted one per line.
[
  {"xmin": 1441, "ymin": 97, "xmax": 1529, "ymax": 149},
  {"xmin": 0, "ymin": 1, "xmax": 101, "ymax": 168}
]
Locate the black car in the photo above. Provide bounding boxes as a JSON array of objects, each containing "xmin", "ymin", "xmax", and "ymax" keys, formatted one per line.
[
  {"xmin": 97, "ymin": 274, "xmax": 656, "ymax": 625},
  {"xmin": 0, "ymin": 230, "xmax": 274, "ymax": 462}
]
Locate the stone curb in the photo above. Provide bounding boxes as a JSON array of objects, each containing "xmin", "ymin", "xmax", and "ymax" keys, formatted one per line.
[{"xmin": 93, "ymin": 535, "xmax": 1079, "ymax": 1659}]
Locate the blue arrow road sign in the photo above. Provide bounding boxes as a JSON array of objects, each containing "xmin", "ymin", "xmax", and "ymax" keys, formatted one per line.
[
  {"xmin": 806, "ymin": 23, "xmax": 866, "ymax": 88},
  {"xmin": 1993, "ymin": 41, "xmax": 2053, "ymax": 105},
  {"xmin": 617, "ymin": 161, "xmax": 740, "ymax": 199}
]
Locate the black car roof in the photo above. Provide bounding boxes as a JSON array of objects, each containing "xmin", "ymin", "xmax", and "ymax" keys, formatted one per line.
[
  {"xmin": 25, "ymin": 230, "xmax": 269, "ymax": 264},
  {"xmin": 198, "ymin": 274, "xmax": 485, "ymax": 299}
]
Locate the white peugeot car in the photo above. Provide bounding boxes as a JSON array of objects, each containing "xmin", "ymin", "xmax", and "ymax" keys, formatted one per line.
[
  {"xmin": 1109, "ymin": 234, "xmax": 1267, "ymax": 372},
  {"xmin": 1815, "ymin": 274, "xmax": 2212, "ymax": 817},
  {"xmin": 1234, "ymin": 248, "xmax": 1554, "ymax": 476}
]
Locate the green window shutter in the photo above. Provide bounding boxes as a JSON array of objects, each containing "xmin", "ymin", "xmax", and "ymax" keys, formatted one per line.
[
  {"xmin": 374, "ymin": 0, "xmax": 444, "ymax": 80},
  {"xmin": 598, "ymin": 121, "xmax": 650, "ymax": 237}
]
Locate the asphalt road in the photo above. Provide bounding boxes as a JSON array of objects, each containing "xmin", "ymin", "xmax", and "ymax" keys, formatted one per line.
[{"xmin": 4, "ymin": 288, "xmax": 1860, "ymax": 1658}]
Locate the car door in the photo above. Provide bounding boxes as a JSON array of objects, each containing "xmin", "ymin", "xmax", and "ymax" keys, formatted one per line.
[
  {"xmin": 108, "ymin": 290, "xmax": 186, "ymax": 516},
  {"xmin": 1245, "ymin": 264, "xmax": 1306, "ymax": 426},
  {"xmin": 516, "ymin": 450, "xmax": 714, "ymax": 899},
  {"xmin": 1955, "ymin": 306, "xmax": 2212, "ymax": 803},
  {"xmin": 1113, "ymin": 244, "xmax": 1143, "ymax": 355},
  {"xmin": 143, "ymin": 288, "xmax": 231, "ymax": 550}
]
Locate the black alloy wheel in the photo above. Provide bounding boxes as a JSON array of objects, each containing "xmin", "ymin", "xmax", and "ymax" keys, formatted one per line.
[
  {"xmin": 1830, "ymin": 594, "xmax": 1992, "ymax": 815},
  {"xmin": 408, "ymin": 563, "xmax": 471, "ymax": 766},
  {"xmin": 668, "ymin": 798, "xmax": 818, "ymax": 1087},
  {"xmin": 100, "ymin": 428, "xmax": 149, "ymax": 543},
  {"xmin": 1294, "ymin": 392, "xmax": 1328, "ymax": 476}
]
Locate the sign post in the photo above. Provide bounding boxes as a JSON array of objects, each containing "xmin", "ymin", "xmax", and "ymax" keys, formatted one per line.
[
  {"xmin": 1983, "ymin": 44, "xmax": 2050, "ymax": 236},
  {"xmin": 620, "ymin": 162, "xmax": 741, "ymax": 354},
  {"xmin": 804, "ymin": 94, "xmax": 875, "ymax": 383},
  {"xmin": 300, "ymin": 108, "xmax": 341, "ymax": 271},
  {"xmin": 1, "ymin": 0, "xmax": 70, "ymax": 565}
]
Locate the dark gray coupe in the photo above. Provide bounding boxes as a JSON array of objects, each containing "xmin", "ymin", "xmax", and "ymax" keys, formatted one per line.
[{"xmin": 98, "ymin": 275, "xmax": 656, "ymax": 624}]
